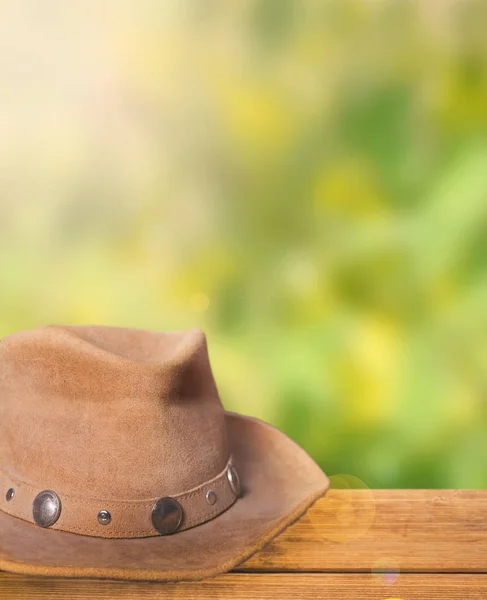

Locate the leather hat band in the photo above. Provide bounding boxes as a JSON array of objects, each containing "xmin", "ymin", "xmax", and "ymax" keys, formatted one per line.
[{"xmin": 0, "ymin": 458, "xmax": 240, "ymax": 539}]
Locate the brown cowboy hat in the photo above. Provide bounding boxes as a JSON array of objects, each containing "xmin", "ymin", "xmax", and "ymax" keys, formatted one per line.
[{"xmin": 0, "ymin": 325, "xmax": 329, "ymax": 581}]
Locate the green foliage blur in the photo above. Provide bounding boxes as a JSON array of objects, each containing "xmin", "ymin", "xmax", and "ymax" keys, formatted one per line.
[{"xmin": 1, "ymin": 1, "xmax": 487, "ymax": 487}]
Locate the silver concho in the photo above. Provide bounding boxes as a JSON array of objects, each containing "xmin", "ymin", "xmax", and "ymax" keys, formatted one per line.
[
  {"xmin": 151, "ymin": 497, "xmax": 183, "ymax": 535},
  {"xmin": 32, "ymin": 490, "xmax": 62, "ymax": 528},
  {"xmin": 227, "ymin": 465, "xmax": 241, "ymax": 497}
]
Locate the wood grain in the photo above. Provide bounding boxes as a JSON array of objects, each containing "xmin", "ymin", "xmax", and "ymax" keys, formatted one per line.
[
  {"xmin": 2, "ymin": 490, "xmax": 487, "ymax": 598},
  {"xmin": 239, "ymin": 489, "xmax": 487, "ymax": 572},
  {"xmin": 1, "ymin": 573, "xmax": 487, "ymax": 599}
]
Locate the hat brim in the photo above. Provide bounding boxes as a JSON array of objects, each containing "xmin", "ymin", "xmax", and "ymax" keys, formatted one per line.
[{"xmin": 0, "ymin": 412, "xmax": 329, "ymax": 582}]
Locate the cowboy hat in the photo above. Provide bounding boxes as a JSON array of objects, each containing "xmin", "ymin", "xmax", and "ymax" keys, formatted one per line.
[{"xmin": 0, "ymin": 325, "xmax": 329, "ymax": 581}]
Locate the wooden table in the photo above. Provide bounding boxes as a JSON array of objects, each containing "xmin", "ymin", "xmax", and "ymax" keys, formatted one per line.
[{"xmin": 2, "ymin": 490, "xmax": 486, "ymax": 598}]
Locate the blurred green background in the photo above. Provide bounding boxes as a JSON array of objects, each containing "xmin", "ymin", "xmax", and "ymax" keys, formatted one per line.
[{"xmin": 1, "ymin": 0, "xmax": 487, "ymax": 488}]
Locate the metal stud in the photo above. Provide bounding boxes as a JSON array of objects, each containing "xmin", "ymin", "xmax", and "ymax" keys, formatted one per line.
[
  {"xmin": 206, "ymin": 490, "xmax": 217, "ymax": 505},
  {"xmin": 97, "ymin": 510, "xmax": 112, "ymax": 526},
  {"xmin": 151, "ymin": 497, "xmax": 183, "ymax": 535},
  {"xmin": 6, "ymin": 488, "xmax": 15, "ymax": 502},
  {"xmin": 227, "ymin": 465, "xmax": 241, "ymax": 497},
  {"xmin": 32, "ymin": 490, "xmax": 62, "ymax": 528}
]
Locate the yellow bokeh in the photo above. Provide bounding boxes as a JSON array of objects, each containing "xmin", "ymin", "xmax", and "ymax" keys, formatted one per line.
[{"xmin": 1, "ymin": 0, "xmax": 486, "ymax": 488}]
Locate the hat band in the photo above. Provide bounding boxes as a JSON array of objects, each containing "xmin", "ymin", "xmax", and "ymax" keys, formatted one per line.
[{"xmin": 0, "ymin": 457, "xmax": 240, "ymax": 539}]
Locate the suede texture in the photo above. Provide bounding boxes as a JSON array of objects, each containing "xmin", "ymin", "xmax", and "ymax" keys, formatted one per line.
[
  {"xmin": 0, "ymin": 457, "xmax": 238, "ymax": 538},
  {"xmin": 0, "ymin": 325, "xmax": 228, "ymax": 497},
  {"xmin": 0, "ymin": 325, "xmax": 329, "ymax": 581}
]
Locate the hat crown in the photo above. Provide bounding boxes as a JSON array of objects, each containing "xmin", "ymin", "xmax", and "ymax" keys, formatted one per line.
[{"xmin": 0, "ymin": 325, "xmax": 229, "ymax": 499}]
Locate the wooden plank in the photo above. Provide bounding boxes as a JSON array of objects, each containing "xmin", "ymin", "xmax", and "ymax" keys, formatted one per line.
[
  {"xmin": 2, "ymin": 489, "xmax": 486, "ymax": 598},
  {"xmin": 239, "ymin": 489, "xmax": 487, "ymax": 572},
  {"xmin": 1, "ymin": 572, "xmax": 487, "ymax": 599}
]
